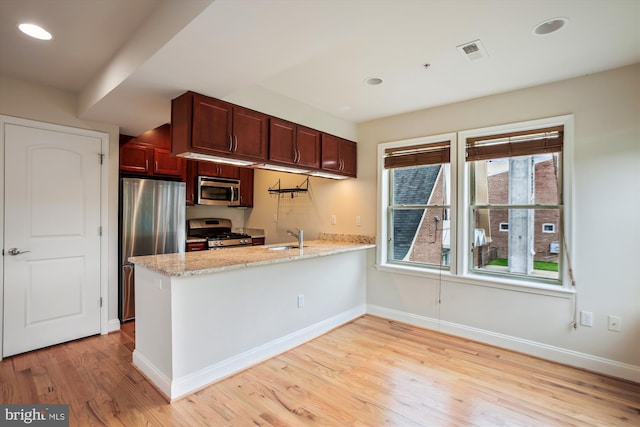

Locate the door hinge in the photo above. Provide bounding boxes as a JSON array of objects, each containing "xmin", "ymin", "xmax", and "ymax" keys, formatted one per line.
[
  {"xmin": 98, "ymin": 153, "xmax": 104, "ymax": 165},
  {"xmin": 98, "ymin": 226, "xmax": 102, "ymax": 236},
  {"xmin": 100, "ymin": 297, "xmax": 103, "ymax": 308}
]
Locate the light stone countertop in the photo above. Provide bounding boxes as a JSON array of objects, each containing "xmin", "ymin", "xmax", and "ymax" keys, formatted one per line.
[{"xmin": 129, "ymin": 239, "xmax": 375, "ymax": 277}]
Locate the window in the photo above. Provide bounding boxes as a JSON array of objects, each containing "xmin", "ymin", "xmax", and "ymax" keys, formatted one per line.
[
  {"xmin": 467, "ymin": 125, "xmax": 563, "ymax": 282},
  {"xmin": 377, "ymin": 115, "xmax": 573, "ymax": 289},
  {"xmin": 380, "ymin": 134, "xmax": 452, "ymax": 270}
]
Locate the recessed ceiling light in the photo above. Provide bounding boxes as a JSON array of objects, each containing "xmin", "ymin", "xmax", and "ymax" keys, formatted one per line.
[
  {"xmin": 364, "ymin": 77, "xmax": 383, "ymax": 86},
  {"xmin": 532, "ymin": 17, "xmax": 568, "ymax": 36},
  {"xmin": 18, "ymin": 23, "xmax": 53, "ymax": 40}
]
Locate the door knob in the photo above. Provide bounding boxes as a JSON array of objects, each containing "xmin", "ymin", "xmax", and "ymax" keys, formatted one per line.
[{"xmin": 7, "ymin": 248, "xmax": 30, "ymax": 256}]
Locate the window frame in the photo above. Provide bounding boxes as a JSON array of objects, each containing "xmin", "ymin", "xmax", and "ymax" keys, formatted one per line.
[
  {"xmin": 458, "ymin": 115, "xmax": 574, "ymax": 290},
  {"xmin": 377, "ymin": 115, "xmax": 574, "ymax": 293},
  {"xmin": 377, "ymin": 132, "xmax": 457, "ymax": 277}
]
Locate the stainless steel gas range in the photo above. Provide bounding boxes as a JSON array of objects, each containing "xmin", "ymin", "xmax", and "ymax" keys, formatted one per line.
[{"xmin": 187, "ymin": 218, "xmax": 252, "ymax": 250}]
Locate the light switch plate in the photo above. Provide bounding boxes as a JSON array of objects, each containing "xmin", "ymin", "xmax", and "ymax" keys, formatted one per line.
[{"xmin": 580, "ymin": 311, "xmax": 594, "ymax": 327}]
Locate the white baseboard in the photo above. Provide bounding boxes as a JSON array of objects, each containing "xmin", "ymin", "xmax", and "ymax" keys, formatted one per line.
[
  {"xmin": 133, "ymin": 349, "xmax": 172, "ymax": 399},
  {"xmin": 136, "ymin": 305, "xmax": 366, "ymax": 400},
  {"xmin": 106, "ymin": 318, "xmax": 121, "ymax": 333},
  {"xmin": 367, "ymin": 304, "xmax": 640, "ymax": 383}
]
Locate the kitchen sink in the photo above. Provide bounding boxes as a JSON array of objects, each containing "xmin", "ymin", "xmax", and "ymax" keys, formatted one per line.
[{"xmin": 265, "ymin": 245, "xmax": 304, "ymax": 251}]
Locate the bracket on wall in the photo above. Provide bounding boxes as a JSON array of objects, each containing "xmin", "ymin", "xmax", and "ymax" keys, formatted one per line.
[{"xmin": 268, "ymin": 177, "xmax": 309, "ymax": 198}]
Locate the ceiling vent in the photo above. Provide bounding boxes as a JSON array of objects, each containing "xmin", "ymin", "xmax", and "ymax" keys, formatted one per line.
[{"xmin": 457, "ymin": 39, "xmax": 489, "ymax": 62}]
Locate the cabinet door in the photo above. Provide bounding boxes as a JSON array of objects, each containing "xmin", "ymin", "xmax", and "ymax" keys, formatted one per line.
[
  {"xmin": 296, "ymin": 126, "xmax": 321, "ymax": 169},
  {"xmin": 197, "ymin": 161, "xmax": 240, "ymax": 179},
  {"xmin": 321, "ymin": 134, "xmax": 340, "ymax": 173},
  {"xmin": 232, "ymin": 106, "xmax": 268, "ymax": 161},
  {"xmin": 153, "ymin": 148, "xmax": 183, "ymax": 177},
  {"xmin": 120, "ymin": 143, "xmax": 151, "ymax": 174},
  {"xmin": 192, "ymin": 94, "xmax": 233, "ymax": 154},
  {"xmin": 339, "ymin": 139, "xmax": 357, "ymax": 177},
  {"xmin": 186, "ymin": 242, "xmax": 207, "ymax": 252},
  {"xmin": 238, "ymin": 167, "xmax": 254, "ymax": 208},
  {"xmin": 251, "ymin": 237, "xmax": 265, "ymax": 246},
  {"xmin": 183, "ymin": 160, "xmax": 197, "ymax": 206},
  {"xmin": 269, "ymin": 118, "xmax": 296, "ymax": 164},
  {"xmin": 321, "ymin": 134, "xmax": 357, "ymax": 177}
]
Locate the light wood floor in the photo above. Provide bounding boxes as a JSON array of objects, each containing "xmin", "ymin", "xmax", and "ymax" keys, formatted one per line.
[{"xmin": 1, "ymin": 316, "xmax": 638, "ymax": 426}]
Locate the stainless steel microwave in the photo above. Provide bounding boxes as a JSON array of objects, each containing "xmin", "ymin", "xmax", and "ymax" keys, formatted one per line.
[{"xmin": 197, "ymin": 176, "xmax": 240, "ymax": 206}]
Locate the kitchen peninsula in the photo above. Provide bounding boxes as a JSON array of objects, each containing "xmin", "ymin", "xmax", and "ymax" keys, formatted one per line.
[{"xmin": 129, "ymin": 236, "xmax": 375, "ymax": 401}]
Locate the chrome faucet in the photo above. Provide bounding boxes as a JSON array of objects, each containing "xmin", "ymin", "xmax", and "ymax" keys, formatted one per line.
[{"xmin": 287, "ymin": 228, "xmax": 304, "ymax": 248}]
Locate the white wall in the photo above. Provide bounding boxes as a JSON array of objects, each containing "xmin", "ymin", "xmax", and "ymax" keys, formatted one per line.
[
  {"xmin": 0, "ymin": 76, "xmax": 121, "ymax": 331},
  {"xmin": 358, "ymin": 64, "xmax": 640, "ymax": 380},
  {"xmin": 247, "ymin": 169, "xmax": 374, "ymax": 243}
]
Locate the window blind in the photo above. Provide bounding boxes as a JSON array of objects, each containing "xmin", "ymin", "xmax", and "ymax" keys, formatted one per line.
[
  {"xmin": 384, "ymin": 141, "xmax": 450, "ymax": 169},
  {"xmin": 466, "ymin": 126, "xmax": 563, "ymax": 162}
]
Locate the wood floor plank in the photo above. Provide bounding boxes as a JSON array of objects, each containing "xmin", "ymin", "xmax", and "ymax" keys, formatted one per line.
[{"xmin": 1, "ymin": 315, "xmax": 638, "ymax": 426}]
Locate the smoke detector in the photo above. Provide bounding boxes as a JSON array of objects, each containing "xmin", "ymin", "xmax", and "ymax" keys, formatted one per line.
[{"xmin": 457, "ymin": 39, "xmax": 489, "ymax": 62}]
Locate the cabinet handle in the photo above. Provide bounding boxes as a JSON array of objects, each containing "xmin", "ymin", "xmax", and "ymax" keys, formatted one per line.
[
  {"xmin": 294, "ymin": 148, "xmax": 299, "ymax": 164},
  {"xmin": 145, "ymin": 159, "xmax": 149, "ymax": 171},
  {"xmin": 228, "ymin": 134, "xmax": 233, "ymax": 152},
  {"xmin": 155, "ymin": 161, "xmax": 158, "ymax": 171},
  {"xmin": 230, "ymin": 185, "xmax": 237, "ymax": 202},
  {"xmin": 233, "ymin": 135, "xmax": 238, "ymax": 152}
]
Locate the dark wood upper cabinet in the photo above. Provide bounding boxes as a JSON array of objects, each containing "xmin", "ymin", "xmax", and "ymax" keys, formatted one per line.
[
  {"xmin": 238, "ymin": 167, "xmax": 254, "ymax": 208},
  {"xmin": 196, "ymin": 161, "xmax": 240, "ymax": 179},
  {"xmin": 119, "ymin": 124, "xmax": 183, "ymax": 178},
  {"xmin": 153, "ymin": 148, "xmax": 183, "ymax": 176},
  {"xmin": 191, "ymin": 95, "xmax": 233, "ymax": 153},
  {"xmin": 171, "ymin": 90, "xmax": 357, "ymax": 179},
  {"xmin": 269, "ymin": 117, "xmax": 320, "ymax": 169},
  {"xmin": 120, "ymin": 142, "xmax": 152, "ymax": 174},
  {"xmin": 182, "ymin": 160, "xmax": 197, "ymax": 206},
  {"xmin": 321, "ymin": 134, "xmax": 357, "ymax": 177},
  {"xmin": 232, "ymin": 106, "xmax": 269, "ymax": 160},
  {"xmin": 172, "ymin": 91, "xmax": 268, "ymax": 163}
]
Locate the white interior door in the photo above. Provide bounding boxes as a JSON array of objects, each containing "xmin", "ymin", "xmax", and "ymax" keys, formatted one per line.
[{"xmin": 3, "ymin": 122, "xmax": 102, "ymax": 357}]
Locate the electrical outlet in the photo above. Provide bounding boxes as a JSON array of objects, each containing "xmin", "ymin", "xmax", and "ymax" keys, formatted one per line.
[
  {"xmin": 273, "ymin": 214, "xmax": 278, "ymax": 222},
  {"xmin": 331, "ymin": 214, "xmax": 337, "ymax": 225},
  {"xmin": 608, "ymin": 315, "xmax": 622, "ymax": 332},
  {"xmin": 297, "ymin": 294, "xmax": 304, "ymax": 308},
  {"xmin": 356, "ymin": 216, "xmax": 362, "ymax": 226},
  {"xmin": 580, "ymin": 311, "xmax": 594, "ymax": 327}
]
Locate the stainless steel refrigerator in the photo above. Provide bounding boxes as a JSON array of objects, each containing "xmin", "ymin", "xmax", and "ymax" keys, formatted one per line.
[{"xmin": 119, "ymin": 178, "xmax": 185, "ymax": 321}]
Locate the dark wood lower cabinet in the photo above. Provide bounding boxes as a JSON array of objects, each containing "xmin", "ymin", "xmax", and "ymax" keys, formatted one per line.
[
  {"xmin": 251, "ymin": 237, "xmax": 265, "ymax": 246},
  {"xmin": 186, "ymin": 242, "xmax": 207, "ymax": 252}
]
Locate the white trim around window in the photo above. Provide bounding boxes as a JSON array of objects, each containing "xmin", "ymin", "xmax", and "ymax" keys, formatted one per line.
[
  {"xmin": 377, "ymin": 132, "xmax": 458, "ymax": 273},
  {"xmin": 376, "ymin": 115, "xmax": 575, "ymax": 295},
  {"xmin": 458, "ymin": 114, "xmax": 575, "ymax": 291}
]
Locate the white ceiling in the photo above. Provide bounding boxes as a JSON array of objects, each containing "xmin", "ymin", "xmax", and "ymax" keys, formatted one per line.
[{"xmin": 1, "ymin": 0, "xmax": 639, "ymax": 136}]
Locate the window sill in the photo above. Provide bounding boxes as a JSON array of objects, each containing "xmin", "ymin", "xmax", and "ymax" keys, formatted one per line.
[
  {"xmin": 375, "ymin": 263, "xmax": 452, "ymax": 280},
  {"xmin": 374, "ymin": 263, "xmax": 575, "ymax": 299}
]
